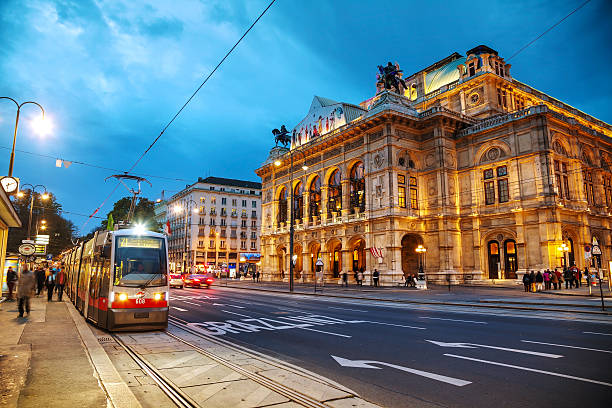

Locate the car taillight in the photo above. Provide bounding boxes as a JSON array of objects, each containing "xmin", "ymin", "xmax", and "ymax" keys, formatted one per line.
[
  {"xmin": 206, "ymin": 278, "xmax": 213, "ymax": 283},
  {"xmin": 193, "ymin": 278, "xmax": 200, "ymax": 282}
]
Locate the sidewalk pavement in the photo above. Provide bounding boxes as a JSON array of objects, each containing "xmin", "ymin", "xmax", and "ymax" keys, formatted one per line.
[
  {"xmin": 0, "ymin": 294, "xmax": 139, "ymax": 408},
  {"xmin": 216, "ymin": 279, "xmax": 612, "ymax": 311}
]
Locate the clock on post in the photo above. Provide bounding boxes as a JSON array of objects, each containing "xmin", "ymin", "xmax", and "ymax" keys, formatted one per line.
[{"xmin": 1, "ymin": 176, "xmax": 19, "ymax": 194}]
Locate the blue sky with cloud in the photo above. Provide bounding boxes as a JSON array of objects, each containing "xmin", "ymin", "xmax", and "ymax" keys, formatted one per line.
[{"xmin": 0, "ymin": 0, "xmax": 610, "ymax": 233}]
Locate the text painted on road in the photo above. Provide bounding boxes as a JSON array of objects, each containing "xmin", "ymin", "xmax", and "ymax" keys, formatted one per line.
[{"xmin": 187, "ymin": 314, "xmax": 365, "ymax": 336}]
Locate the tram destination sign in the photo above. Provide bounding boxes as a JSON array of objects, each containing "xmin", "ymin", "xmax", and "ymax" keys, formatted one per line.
[{"xmin": 118, "ymin": 237, "xmax": 162, "ymax": 249}]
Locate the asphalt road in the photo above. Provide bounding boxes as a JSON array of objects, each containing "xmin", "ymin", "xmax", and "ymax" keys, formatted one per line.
[{"xmin": 167, "ymin": 286, "xmax": 612, "ymax": 408}]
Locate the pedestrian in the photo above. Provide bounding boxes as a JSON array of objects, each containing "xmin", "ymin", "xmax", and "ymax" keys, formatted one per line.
[
  {"xmin": 535, "ymin": 270, "xmax": 544, "ymax": 292},
  {"xmin": 404, "ymin": 274, "xmax": 410, "ymax": 287},
  {"xmin": 17, "ymin": 267, "xmax": 35, "ymax": 318},
  {"xmin": 256, "ymin": 270, "xmax": 260, "ymax": 283},
  {"xmin": 373, "ymin": 269, "xmax": 380, "ymax": 287},
  {"xmin": 555, "ymin": 268, "xmax": 563, "ymax": 290},
  {"xmin": 45, "ymin": 268, "xmax": 56, "ymax": 301},
  {"xmin": 575, "ymin": 268, "xmax": 582, "ymax": 288},
  {"xmin": 522, "ymin": 272, "xmax": 531, "ymax": 292},
  {"xmin": 341, "ymin": 271, "xmax": 348, "ymax": 287},
  {"xmin": 564, "ymin": 268, "xmax": 573, "ymax": 289},
  {"xmin": 529, "ymin": 271, "xmax": 536, "ymax": 292},
  {"xmin": 252, "ymin": 269, "xmax": 256, "ymax": 282},
  {"xmin": 551, "ymin": 268, "xmax": 559, "ymax": 290},
  {"xmin": 357, "ymin": 270, "xmax": 364, "ymax": 286},
  {"xmin": 35, "ymin": 267, "xmax": 45, "ymax": 296},
  {"xmin": 56, "ymin": 265, "xmax": 67, "ymax": 302},
  {"xmin": 543, "ymin": 270, "xmax": 550, "ymax": 290},
  {"xmin": 353, "ymin": 271, "xmax": 358, "ymax": 285},
  {"xmin": 6, "ymin": 266, "xmax": 18, "ymax": 300}
]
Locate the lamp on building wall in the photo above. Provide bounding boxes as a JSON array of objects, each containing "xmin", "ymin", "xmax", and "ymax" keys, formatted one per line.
[
  {"xmin": 274, "ymin": 146, "xmax": 308, "ymax": 292},
  {"xmin": 557, "ymin": 243, "xmax": 569, "ymax": 268}
]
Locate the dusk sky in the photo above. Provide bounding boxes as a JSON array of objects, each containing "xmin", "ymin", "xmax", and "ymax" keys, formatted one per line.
[{"xmin": 1, "ymin": 0, "xmax": 610, "ymax": 234}]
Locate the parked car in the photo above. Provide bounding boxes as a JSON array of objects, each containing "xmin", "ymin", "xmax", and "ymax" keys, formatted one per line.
[
  {"xmin": 169, "ymin": 274, "xmax": 184, "ymax": 289},
  {"xmin": 183, "ymin": 274, "xmax": 215, "ymax": 288}
]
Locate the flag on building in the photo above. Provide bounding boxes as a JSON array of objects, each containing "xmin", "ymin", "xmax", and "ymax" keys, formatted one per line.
[
  {"xmin": 164, "ymin": 220, "xmax": 171, "ymax": 235},
  {"xmin": 107, "ymin": 213, "xmax": 114, "ymax": 231},
  {"xmin": 369, "ymin": 247, "xmax": 383, "ymax": 258}
]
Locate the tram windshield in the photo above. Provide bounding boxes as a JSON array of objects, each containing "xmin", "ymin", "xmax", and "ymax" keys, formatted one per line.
[{"xmin": 113, "ymin": 236, "xmax": 167, "ymax": 287}]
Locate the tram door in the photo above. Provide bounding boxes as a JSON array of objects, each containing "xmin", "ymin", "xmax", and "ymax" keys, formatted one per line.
[{"xmin": 87, "ymin": 259, "xmax": 100, "ymax": 323}]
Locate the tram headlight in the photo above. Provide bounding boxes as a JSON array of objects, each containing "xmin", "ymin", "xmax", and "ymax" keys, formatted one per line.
[
  {"xmin": 153, "ymin": 292, "xmax": 166, "ymax": 301},
  {"xmin": 118, "ymin": 293, "xmax": 128, "ymax": 302}
]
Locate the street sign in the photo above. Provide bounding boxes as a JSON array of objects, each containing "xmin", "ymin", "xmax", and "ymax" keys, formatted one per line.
[
  {"xmin": 316, "ymin": 258, "xmax": 324, "ymax": 267},
  {"xmin": 34, "ymin": 245, "xmax": 46, "ymax": 255},
  {"xmin": 35, "ymin": 234, "xmax": 50, "ymax": 245},
  {"xmin": 46, "ymin": 254, "xmax": 53, "ymax": 260},
  {"xmin": 19, "ymin": 243, "xmax": 35, "ymax": 256},
  {"xmin": 22, "ymin": 239, "xmax": 35, "ymax": 244},
  {"xmin": 592, "ymin": 245, "xmax": 602, "ymax": 255}
]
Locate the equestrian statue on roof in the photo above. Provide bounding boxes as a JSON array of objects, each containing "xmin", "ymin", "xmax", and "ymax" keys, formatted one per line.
[
  {"xmin": 272, "ymin": 125, "xmax": 291, "ymax": 147},
  {"xmin": 377, "ymin": 61, "xmax": 409, "ymax": 94}
]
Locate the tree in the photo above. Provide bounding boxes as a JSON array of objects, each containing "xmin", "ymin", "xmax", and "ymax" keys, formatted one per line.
[
  {"xmin": 101, "ymin": 197, "xmax": 160, "ymax": 231},
  {"xmin": 7, "ymin": 191, "xmax": 77, "ymax": 256}
]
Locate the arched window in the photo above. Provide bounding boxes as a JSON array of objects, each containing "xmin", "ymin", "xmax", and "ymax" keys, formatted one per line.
[
  {"xmin": 349, "ymin": 162, "xmax": 365, "ymax": 213},
  {"xmin": 327, "ymin": 169, "xmax": 342, "ymax": 217},
  {"xmin": 309, "ymin": 176, "xmax": 321, "ymax": 218},
  {"xmin": 293, "ymin": 182, "xmax": 303, "ymax": 221},
  {"xmin": 277, "ymin": 187, "xmax": 287, "ymax": 226}
]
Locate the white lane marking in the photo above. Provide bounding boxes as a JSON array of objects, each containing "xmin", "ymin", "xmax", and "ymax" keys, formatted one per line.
[
  {"xmin": 228, "ymin": 304, "xmax": 245, "ymax": 309},
  {"xmin": 212, "ymin": 303, "xmax": 226, "ymax": 306},
  {"xmin": 583, "ymin": 331, "xmax": 612, "ymax": 336},
  {"xmin": 444, "ymin": 354, "xmax": 612, "ymax": 387},
  {"xmin": 182, "ymin": 301, "xmax": 200, "ymax": 306},
  {"xmin": 299, "ymin": 327, "xmax": 352, "ymax": 338},
  {"xmin": 221, "ymin": 310, "xmax": 251, "ymax": 318},
  {"xmin": 427, "ymin": 340, "xmax": 563, "ymax": 358},
  {"xmin": 331, "ymin": 355, "xmax": 471, "ymax": 387},
  {"xmin": 419, "ymin": 316, "xmax": 487, "ymax": 324},
  {"xmin": 521, "ymin": 340, "xmax": 612, "ymax": 354},
  {"xmin": 171, "ymin": 307, "xmax": 188, "ymax": 312},
  {"xmin": 363, "ymin": 321, "xmax": 426, "ymax": 330},
  {"xmin": 328, "ymin": 306, "xmax": 368, "ymax": 313}
]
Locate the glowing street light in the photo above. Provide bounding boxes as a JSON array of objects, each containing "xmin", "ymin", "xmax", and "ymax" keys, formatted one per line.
[
  {"xmin": 0, "ymin": 97, "xmax": 47, "ymax": 177},
  {"xmin": 17, "ymin": 184, "xmax": 50, "ymax": 240}
]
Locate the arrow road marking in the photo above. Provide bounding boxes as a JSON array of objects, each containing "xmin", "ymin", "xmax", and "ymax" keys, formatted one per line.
[
  {"xmin": 419, "ymin": 317, "xmax": 487, "ymax": 324},
  {"xmin": 427, "ymin": 340, "xmax": 563, "ymax": 358},
  {"xmin": 521, "ymin": 340, "xmax": 612, "ymax": 354},
  {"xmin": 171, "ymin": 307, "xmax": 188, "ymax": 312},
  {"xmin": 331, "ymin": 355, "xmax": 471, "ymax": 387},
  {"xmin": 444, "ymin": 354, "xmax": 612, "ymax": 387}
]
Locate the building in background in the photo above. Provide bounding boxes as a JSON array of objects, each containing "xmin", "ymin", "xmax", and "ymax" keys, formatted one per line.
[
  {"xmin": 256, "ymin": 45, "xmax": 612, "ymax": 285},
  {"xmin": 166, "ymin": 177, "xmax": 262, "ymax": 275}
]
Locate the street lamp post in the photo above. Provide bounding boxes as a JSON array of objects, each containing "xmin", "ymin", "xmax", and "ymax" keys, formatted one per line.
[
  {"xmin": 0, "ymin": 97, "xmax": 46, "ymax": 177},
  {"xmin": 17, "ymin": 184, "xmax": 49, "ymax": 240},
  {"xmin": 174, "ymin": 199, "xmax": 198, "ymax": 274},
  {"xmin": 557, "ymin": 243, "xmax": 569, "ymax": 268},
  {"xmin": 415, "ymin": 244, "xmax": 427, "ymax": 288},
  {"xmin": 275, "ymin": 148, "xmax": 308, "ymax": 292}
]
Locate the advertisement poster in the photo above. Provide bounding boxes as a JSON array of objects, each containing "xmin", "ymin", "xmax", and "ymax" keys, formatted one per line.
[{"xmin": 291, "ymin": 97, "xmax": 347, "ymax": 149}]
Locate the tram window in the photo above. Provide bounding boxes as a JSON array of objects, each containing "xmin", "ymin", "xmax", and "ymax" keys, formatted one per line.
[{"xmin": 113, "ymin": 236, "xmax": 167, "ymax": 287}]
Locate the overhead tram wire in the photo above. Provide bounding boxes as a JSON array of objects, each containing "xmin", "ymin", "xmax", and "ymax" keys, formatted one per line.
[
  {"xmin": 507, "ymin": 0, "xmax": 591, "ymax": 61},
  {"xmin": 78, "ymin": 0, "xmax": 277, "ymax": 234}
]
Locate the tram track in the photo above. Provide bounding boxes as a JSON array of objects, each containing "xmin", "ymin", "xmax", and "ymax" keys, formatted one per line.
[
  {"xmin": 111, "ymin": 333, "xmax": 198, "ymax": 408},
  {"xmin": 167, "ymin": 316, "xmax": 348, "ymax": 408}
]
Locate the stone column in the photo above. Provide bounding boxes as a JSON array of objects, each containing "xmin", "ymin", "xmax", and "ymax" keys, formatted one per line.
[
  {"xmin": 341, "ymin": 180, "xmax": 350, "ymax": 218},
  {"xmin": 303, "ymin": 191, "xmax": 310, "ymax": 225},
  {"xmin": 302, "ymin": 251, "xmax": 312, "ymax": 282},
  {"xmin": 321, "ymin": 186, "xmax": 329, "ymax": 223},
  {"xmin": 341, "ymin": 249, "xmax": 352, "ymax": 276}
]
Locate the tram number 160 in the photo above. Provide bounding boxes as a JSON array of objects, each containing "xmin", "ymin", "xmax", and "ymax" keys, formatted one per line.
[{"xmin": 135, "ymin": 298, "xmax": 146, "ymax": 305}]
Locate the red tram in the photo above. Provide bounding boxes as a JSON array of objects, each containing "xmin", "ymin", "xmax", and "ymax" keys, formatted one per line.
[{"xmin": 61, "ymin": 228, "xmax": 169, "ymax": 331}]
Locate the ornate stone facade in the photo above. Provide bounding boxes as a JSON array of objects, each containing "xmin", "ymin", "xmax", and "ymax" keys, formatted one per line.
[{"xmin": 256, "ymin": 45, "xmax": 612, "ymax": 285}]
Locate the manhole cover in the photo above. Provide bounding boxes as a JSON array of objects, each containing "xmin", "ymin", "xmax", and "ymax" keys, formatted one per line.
[{"xmin": 97, "ymin": 337, "xmax": 114, "ymax": 343}]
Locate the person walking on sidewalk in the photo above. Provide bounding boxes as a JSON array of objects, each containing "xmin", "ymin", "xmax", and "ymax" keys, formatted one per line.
[
  {"xmin": 45, "ymin": 268, "xmax": 56, "ymax": 301},
  {"xmin": 341, "ymin": 271, "xmax": 348, "ymax": 287},
  {"xmin": 357, "ymin": 270, "xmax": 364, "ymax": 286},
  {"xmin": 564, "ymin": 268, "xmax": 573, "ymax": 289},
  {"xmin": 551, "ymin": 268, "xmax": 559, "ymax": 290},
  {"xmin": 373, "ymin": 269, "xmax": 380, "ymax": 287},
  {"xmin": 17, "ymin": 267, "xmax": 35, "ymax": 318},
  {"xmin": 529, "ymin": 271, "xmax": 536, "ymax": 292},
  {"xmin": 35, "ymin": 267, "xmax": 45, "ymax": 296},
  {"xmin": 543, "ymin": 270, "xmax": 551, "ymax": 290},
  {"xmin": 6, "ymin": 266, "xmax": 17, "ymax": 300},
  {"xmin": 522, "ymin": 272, "xmax": 531, "ymax": 292},
  {"xmin": 535, "ymin": 270, "xmax": 544, "ymax": 292},
  {"xmin": 575, "ymin": 268, "xmax": 582, "ymax": 288},
  {"xmin": 555, "ymin": 268, "xmax": 563, "ymax": 290},
  {"xmin": 56, "ymin": 265, "xmax": 67, "ymax": 301}
]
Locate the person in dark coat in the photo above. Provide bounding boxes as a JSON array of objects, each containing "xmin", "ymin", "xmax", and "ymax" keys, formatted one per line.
[
  {"xmin": 55, "ymin": 266, "xmax": 67, "ymax": 302},
  {"xmin": 6, "ymin": 267, "xmax": 17, "ymax": 300},
  {"xmin": 529, "ymin": 271, "xmax": 536, "ymax": 292},
  {"xmin": 564, "ymin": 268, "xmax": 573, "ymax": 289},
  {"xmin": 522, "ymin": 272, "xmax": 531, "ymax": 292},
  {"xmin": 35, "ymin": 267, "xmax": 45, "ymax": 296},
  {"xmin": 45, "ymin": 269, "xmax": 56, "ymax": 301},
  {"xmin": 373, "ymin": 269, "xmax": 380, "ymax": 287},
  {"xmin": 575, "ymin": 268, "xmax": 582, "ymax": 288},
  {"xmin": 535, "ymin": 271, "xmax": 544, "ymax": 292},
  {"xmin": 341, "ymin": 271, "xmax": 348, "ymax": 287}
]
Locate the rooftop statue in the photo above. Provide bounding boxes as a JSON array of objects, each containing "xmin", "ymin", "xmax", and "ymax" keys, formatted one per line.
[
  {"xmin": 272, "ymin": 125, "xmax": 291, "ymax": 147},
  {"xmin": 377, "ymin": 62, "xmax": 408, "ymax": 94}
]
